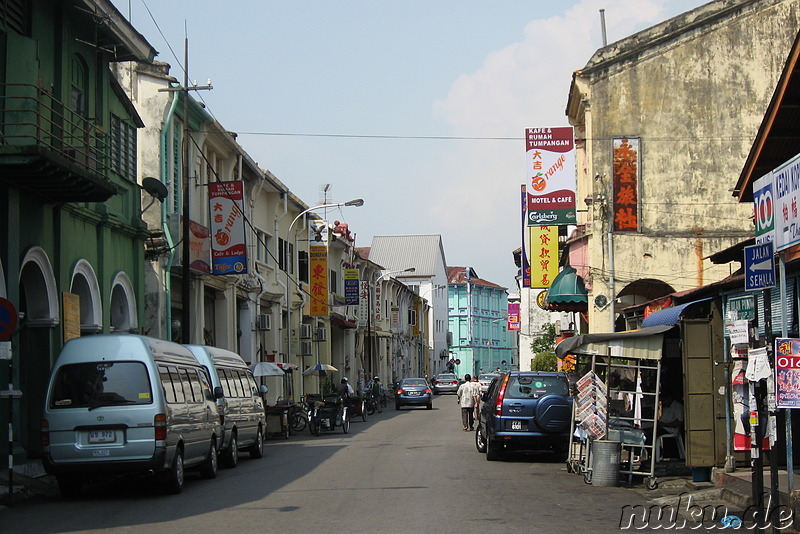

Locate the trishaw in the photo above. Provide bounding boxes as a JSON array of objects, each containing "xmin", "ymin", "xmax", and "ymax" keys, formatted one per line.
[{"xmin": 307, "ymin": 394, "xmax": 350, "ymax": 435}]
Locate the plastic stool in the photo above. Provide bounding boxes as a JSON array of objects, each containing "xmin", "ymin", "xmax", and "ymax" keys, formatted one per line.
[{"xmin": 655, "ymin": 430, "xmax": 685, "ymax": 461}]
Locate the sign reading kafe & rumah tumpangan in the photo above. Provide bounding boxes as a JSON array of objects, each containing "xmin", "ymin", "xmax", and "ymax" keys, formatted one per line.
[{"xmin": 525, "ymin": 127, "xmax": 576, "ymax": 226}]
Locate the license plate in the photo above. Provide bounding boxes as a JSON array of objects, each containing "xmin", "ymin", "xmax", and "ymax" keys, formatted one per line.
[
  {"xmin": 408, "ymin": 391, "xmax": 420, "ymax": 396},
  {"xmin": 511, "ymin": 420, "xmax": 523, "ymax": 430},
  {"xmin": 88, "ymin": 430, "xmax": 117, "ymax": 444}
]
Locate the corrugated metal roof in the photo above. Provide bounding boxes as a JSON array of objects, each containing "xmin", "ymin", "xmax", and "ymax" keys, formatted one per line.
[
  {"xmin": 369, "ymin": 235, "xmax": 447, "ymax": 278},
  {"xmin": 640, "ymin": 298, "xmax": 712, "ymax": 328}
]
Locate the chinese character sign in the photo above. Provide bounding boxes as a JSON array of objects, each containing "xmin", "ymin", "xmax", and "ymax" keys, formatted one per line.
[
  {"xmin": 776, "ymin": 338, "xmax": 800, "ymax": 408},
  {"xmin": 309, "ymin": 245, "xmax": 328, "ymax": 317},
  {"xmin": 357, "ymin": 280, "xmax": 370, "ymax": 327},
  {"xmin": 529, "ymin": 226, "xmax": 559, "ymax": 289},
  {"xmin": 209, "ymin": 181, "xmax": 247, "ymax": 275},
  {"xmin": 774, "ymin": 153, "xmax": 800, "ymax": 251},
  {"xmin": 525, "ymin": 127, "xmax": 576, "ymax": 226},
  {"xmin": 612, "ymin": 138, "xmax": 640, "ymax": 232}
]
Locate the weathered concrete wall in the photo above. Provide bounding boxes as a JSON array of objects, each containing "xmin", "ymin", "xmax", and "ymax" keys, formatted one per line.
[{"xmin": 569, "ymin": 0, "xmax": 800, "ymax": 332}]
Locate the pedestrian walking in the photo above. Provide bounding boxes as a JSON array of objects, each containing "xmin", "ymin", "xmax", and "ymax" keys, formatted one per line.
[
  {"xmin": 472, "ymin": 375, "xmax": 481, "ymax": 421},
  {"xmin": 456, "ymin": 374, "xmax": 479, "ymax": 431}
]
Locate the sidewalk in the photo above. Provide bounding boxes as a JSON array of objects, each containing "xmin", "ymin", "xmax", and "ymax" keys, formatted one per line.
[{"xmin": 0, "ymin": 467, "xmax": 58, "ymax": 508}]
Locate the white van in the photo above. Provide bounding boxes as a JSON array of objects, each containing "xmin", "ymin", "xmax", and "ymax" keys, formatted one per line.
[
  {"xmin": 184, "ymin": 345, "xmax": 266, "ymax": 467},
  {"xmin": 42, "ymin": 335, "xmax": 222, "ymax": 496}
]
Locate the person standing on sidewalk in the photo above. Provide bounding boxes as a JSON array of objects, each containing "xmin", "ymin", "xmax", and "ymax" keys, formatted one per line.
[{"xmin": 456, "ymin": 374, "xmax": 479, "ymax": 431}]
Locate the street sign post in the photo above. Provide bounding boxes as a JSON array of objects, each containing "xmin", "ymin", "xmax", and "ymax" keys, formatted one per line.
[{"xmin": 744, "ymin": 242, "xmax": 776, "ymax": 292}]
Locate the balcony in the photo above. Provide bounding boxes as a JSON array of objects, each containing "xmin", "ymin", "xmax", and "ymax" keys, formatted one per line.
[{"xmin": 0, "ymin": 83, "xmax": 120, "ymax": 202}]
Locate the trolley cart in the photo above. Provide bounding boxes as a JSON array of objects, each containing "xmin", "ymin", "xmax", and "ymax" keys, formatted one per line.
[{"xmin": 265, "ymin": 404, "xmax": 290, "ymax": 439}]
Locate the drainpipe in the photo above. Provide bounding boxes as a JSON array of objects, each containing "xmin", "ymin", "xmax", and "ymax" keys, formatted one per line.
[{"xmin": 160, "ymin": 88, "xmax": 180, "ymax": 340}]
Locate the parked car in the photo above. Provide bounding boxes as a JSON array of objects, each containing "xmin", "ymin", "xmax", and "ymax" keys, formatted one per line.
[
  {"xmin": 477, "ymin": 373, "xmax": 500, "ymax": 393},
  {"xmin": 42, "ymin": 335, "xmax": 222, "ymax": 496},
  {"xmin": 185, "ymin": 345, "xmax": 266, "ymax": 467},
  {"xmin": 432, "ymin": 373, "xmax": 459, "ymax": 394},
  {"xmin": 395, "ymin": 378, "xmax": 433, "ymax": 410},
  {"xmin": 475, "ymin": 371, "xmax": 572, "ymax": 461}
]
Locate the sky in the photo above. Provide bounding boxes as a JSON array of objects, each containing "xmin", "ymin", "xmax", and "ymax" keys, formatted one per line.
[{"xmin": 112, "ymin": 0, "xmax": 709, "ymax": 293}]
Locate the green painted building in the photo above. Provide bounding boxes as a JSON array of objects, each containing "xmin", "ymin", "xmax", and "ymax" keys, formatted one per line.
[{"xmin": 0, "ymin": 0, "xmax": 155, "ymax": 466}]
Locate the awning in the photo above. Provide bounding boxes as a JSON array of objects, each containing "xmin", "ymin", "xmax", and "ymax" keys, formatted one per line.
[
  {"xmin": 640, "ymin": 298, "xmax": 712, "ymax": 328},
  {"xmin": 545, "ymin": 266, "xmax": 588, "ymax": 312},
  {"xmin": 555, "ymin": 324, "xmax": 674, "ymax": 360},
  {"xmin": 331, "ymin": 316, "xmax": 357, "ymax": 329}
]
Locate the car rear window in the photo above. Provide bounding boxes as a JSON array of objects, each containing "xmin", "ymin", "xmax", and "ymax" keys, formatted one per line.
[
  {"xmin": 437, "ymin": 374, "xmax": 456, "ymax": 380},
  {"xmin": 402, "ymin": 379, "xmax": 427, "ymax": 387},
  {"xmin": 50, "ymin": 361, "xmax": 152, "ymax": 408},
  {"xmin": 479, "ymin": 374, "xmax": 497, "ymax": 381},
  {"xmin": 505, "ymin": 376, "xmax": 569, "ymax": 399}
]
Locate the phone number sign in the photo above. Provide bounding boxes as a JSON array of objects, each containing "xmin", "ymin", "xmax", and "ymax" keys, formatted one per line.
[{"xmin": 776, "ymin": 338, "xmax": 800, "ymax": 408}]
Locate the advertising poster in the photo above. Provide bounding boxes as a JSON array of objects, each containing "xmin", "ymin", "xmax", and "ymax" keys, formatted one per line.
[
  {"xmin": 507, "ymin": 302, "xmax": 520, "ymax": 331},
  {"xmin": 309, "ymin": 245, "xmax": 328, "ymax": 317},
  {"xmin": 521, "ymin": 184, "xmax": 531, "ymax": 287},
  {"xmin": 776, "ymin": 338, "xmax": 800, "ymax": 408},
  {"xmin": 209, "ymin": 181, "xmax": 247, "ymax": 275},
  {"xmin": 529, "ymin": 226, "xmax": 559, "ymax": 289},
  {"xmin": 525, "ymin": 128, "xmax": 576, "ymax": 226},
  {"xmin": 344, "ymin": 269, "xmax": 360, "ymax": 305}
]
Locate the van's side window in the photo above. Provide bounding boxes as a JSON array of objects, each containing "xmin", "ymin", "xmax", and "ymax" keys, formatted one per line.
[
  {"xmin": 197, "ymin": 369, "xmax": 212, "ymax": 400},
  {"xmin": 188, "ymin": 369, "xmax": 204, "ymax": 402},
  {"xmin": 246, "ymin": 372, "xmax": 258, "ymax": 396},
  {"xmin": 159, "ymin": 365, "xmax": 177, "ymax": 404},
  {"xmin": 219, "ymin": 369, "xmax": 232, "ymax": 398},
  {"xmin": 230, "ymin": 370, "xmax": 244, "ymax": 398}
]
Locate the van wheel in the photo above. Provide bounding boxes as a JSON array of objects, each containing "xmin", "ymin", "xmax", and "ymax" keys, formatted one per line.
[
  {"xmin": 475, "ymin": 427, "xmax": 487, "ymax": 453},
  {"xmin": 222, "ymin": 433, "xmax": 238, "ymax": 468},
  {"xmin": 249, "ymin": 427, "xmax": 264, "ymax": 459},
  {"xmin": 163, "ymin": 449, "xmax": 185, "ymax": 494},
  {"xmin": 199, "ymin": 440, "xmax": 218, "ymax": 479},
  {"xmin": 56, "ymin": 475, "xmax": 83, "ymax": 498}
]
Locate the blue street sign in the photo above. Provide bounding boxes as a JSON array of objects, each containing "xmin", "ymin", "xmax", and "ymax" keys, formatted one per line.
[{"xmin": 744, "ymin": 241, "xmax": 776, "ymax": 292}]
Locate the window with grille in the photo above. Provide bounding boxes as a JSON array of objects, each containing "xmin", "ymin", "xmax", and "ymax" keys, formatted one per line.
[{"xmin": 110, "ymin": 114, "xmax": 136, "ymax": 182}]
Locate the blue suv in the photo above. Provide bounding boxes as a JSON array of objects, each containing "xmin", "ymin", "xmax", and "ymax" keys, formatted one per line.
[{"xmin": 475, "ymin": 371, "xmax": 572, "ymax": 461}]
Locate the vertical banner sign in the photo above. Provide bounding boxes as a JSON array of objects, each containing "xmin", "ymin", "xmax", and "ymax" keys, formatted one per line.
[
  {"xmin": 525, "ymin": 127, "xmax": 576, "ymax": 226},
  {"xmin": 530, "ymin": 226, "xmax": 559, "ymax": 289},
  {"xmin": 374, "ymin": 276, "xmax": 382, "ymax": 323},
  {"xmin": 775, "ymin": 338, "xmax": 800, "ymax": 408},
  {"xmin": 343, "ymin": 269, "xmax": 360, "ymax": 305},
  {"xmin": 507, "ymin": 302, "xmax": 520, "ymax": 331},
  {"xmin": 773, "ymin": 153, "xmax": 800, "ymax": 252},
  {"xmin": 612, "ymin": 138, "xmax": 640, "ymax": 232},
  {"xmin": 521, "ymin": 184, "xmax": 531, "ymax": 287},
  {"xmin": 309, "ymin": 245, "xmax": 328, "ymax": 316},
  {"xmin": 753, "ymin": 172, "xmax": 775, "ymax": 244},
  {"xmin": 357, "ymin": 280, "xmax": 370, "ymax": 327},
  {"xmin": 209, "ymin": 181, "xmax": 248, "ymax": 275}
]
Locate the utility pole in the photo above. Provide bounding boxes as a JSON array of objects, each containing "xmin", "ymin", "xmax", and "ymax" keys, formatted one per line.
[{"xmin": 159, "ymin": 35, "xmax": 211, "ymax": 344}]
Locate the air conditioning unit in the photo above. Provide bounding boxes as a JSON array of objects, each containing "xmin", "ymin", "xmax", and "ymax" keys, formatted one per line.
[
  {"xmin": 315, "ymin": 328, "xmax": 327, "ymax": 342},
  {"xmin": 255, "ymin": 314, "xmax": 271, "ymax": 331},
  {"xmin": 300, "ymin": 324, "xmax": 312, "ymax": 339},
  {"xmin": 301, "ymin": 340, "xmax": 312, "ymax": 355}
]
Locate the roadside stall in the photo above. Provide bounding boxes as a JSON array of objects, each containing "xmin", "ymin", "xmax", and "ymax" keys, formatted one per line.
[
  {"xmin": 557, "ymin": 325, "xmax": 672, "ymax": 490},
  {"xmin": 250, "ymin": 362, "xmax": 289, "ymax": 439}
]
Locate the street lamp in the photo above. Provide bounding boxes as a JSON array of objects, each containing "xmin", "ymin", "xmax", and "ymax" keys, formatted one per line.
[
  {"xmin": 367, "ymin": 267, "xmax": 415, "ymax": 382},
  {"xmin": 285, "ymin": 199, "xmax": 364, "ymax": 393}
]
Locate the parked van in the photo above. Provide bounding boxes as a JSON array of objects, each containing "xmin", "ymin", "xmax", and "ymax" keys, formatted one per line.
[
  {"xmin": 184, "ymin": 345, "xmax": 266, "ymax": 467},
  {"xmin": 42, "ymin": 335, "xmax": 222, "ymax": 496}
]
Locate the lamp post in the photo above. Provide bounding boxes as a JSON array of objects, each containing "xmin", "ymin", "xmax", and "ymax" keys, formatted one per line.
[
  {"xmin": 285, "ymin": 199, "xmax": 363, "ymax": 394},
  {"xmin": 367, "ymin": 267, "xmax": 415, "ymax": 383}
]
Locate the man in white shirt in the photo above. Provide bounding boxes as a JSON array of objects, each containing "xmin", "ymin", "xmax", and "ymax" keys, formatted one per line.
[{"xmin": 456, "ymin": 374, "xmax": 480, "ymax": 431}]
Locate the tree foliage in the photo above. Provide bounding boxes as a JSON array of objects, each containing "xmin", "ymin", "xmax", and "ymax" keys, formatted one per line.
[{"xmin": 530, "ymin": 323, "xmax": 558, "ymax": 372}]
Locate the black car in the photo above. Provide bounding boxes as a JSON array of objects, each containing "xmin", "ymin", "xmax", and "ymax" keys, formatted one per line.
[{"xmin": 475, "ymin": 371, "xmax": 572, "ymax": 461}]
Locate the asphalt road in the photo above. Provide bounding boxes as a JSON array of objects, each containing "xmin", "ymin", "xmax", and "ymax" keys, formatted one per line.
[{"xmin": 1, "ymin": 394, "xmax": 695, "ymax": 533}]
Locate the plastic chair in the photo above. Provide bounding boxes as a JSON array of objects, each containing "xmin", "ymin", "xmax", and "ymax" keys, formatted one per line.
[{"xmin": 655, "ymin": 429, "xmax": 685, "ymax": 461}]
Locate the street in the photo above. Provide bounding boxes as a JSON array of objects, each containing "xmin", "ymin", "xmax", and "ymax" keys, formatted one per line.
[{"xmin": 3, "ymin": 395, "xmax": 684, "ymax": 533}]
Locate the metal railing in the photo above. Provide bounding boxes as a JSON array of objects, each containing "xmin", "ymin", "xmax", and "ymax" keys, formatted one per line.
[{"xmin": 0, "ymin": 83, "xmax": 110, "ymax": 174}]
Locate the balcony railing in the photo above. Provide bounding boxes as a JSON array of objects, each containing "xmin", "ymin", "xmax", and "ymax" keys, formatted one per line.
[
  {"xmin": 0, "ymin": 82, "xmax": 110, "ymax": 171},
  {"xmin": 0, "ymin": 83, "xmax": 119, "ymax": 202}
]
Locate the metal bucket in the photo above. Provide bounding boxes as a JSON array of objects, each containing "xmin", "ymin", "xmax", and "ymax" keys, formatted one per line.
[{"xmin": 591, "ymin": 440, "xmax": 621, "ymax": 487}]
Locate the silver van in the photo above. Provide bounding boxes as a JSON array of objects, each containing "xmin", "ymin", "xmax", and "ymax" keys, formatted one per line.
[
  {"xmin": 185, "ymin": 345, "xmax": 266, "ymax": 467},
  {"xmin": 42, "ymin": 335, "xmax": 222, "ymax": 496}
]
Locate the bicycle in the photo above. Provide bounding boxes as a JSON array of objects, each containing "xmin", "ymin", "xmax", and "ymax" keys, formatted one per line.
[{"xmin": 288, "ymin": 402, "xmax": 308, "ymax": 433}]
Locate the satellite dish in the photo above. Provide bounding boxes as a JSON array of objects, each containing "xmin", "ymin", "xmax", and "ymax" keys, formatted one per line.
[{"xmin": 142, "ymin": 177, "xmax": 168, "ymax": 202}]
